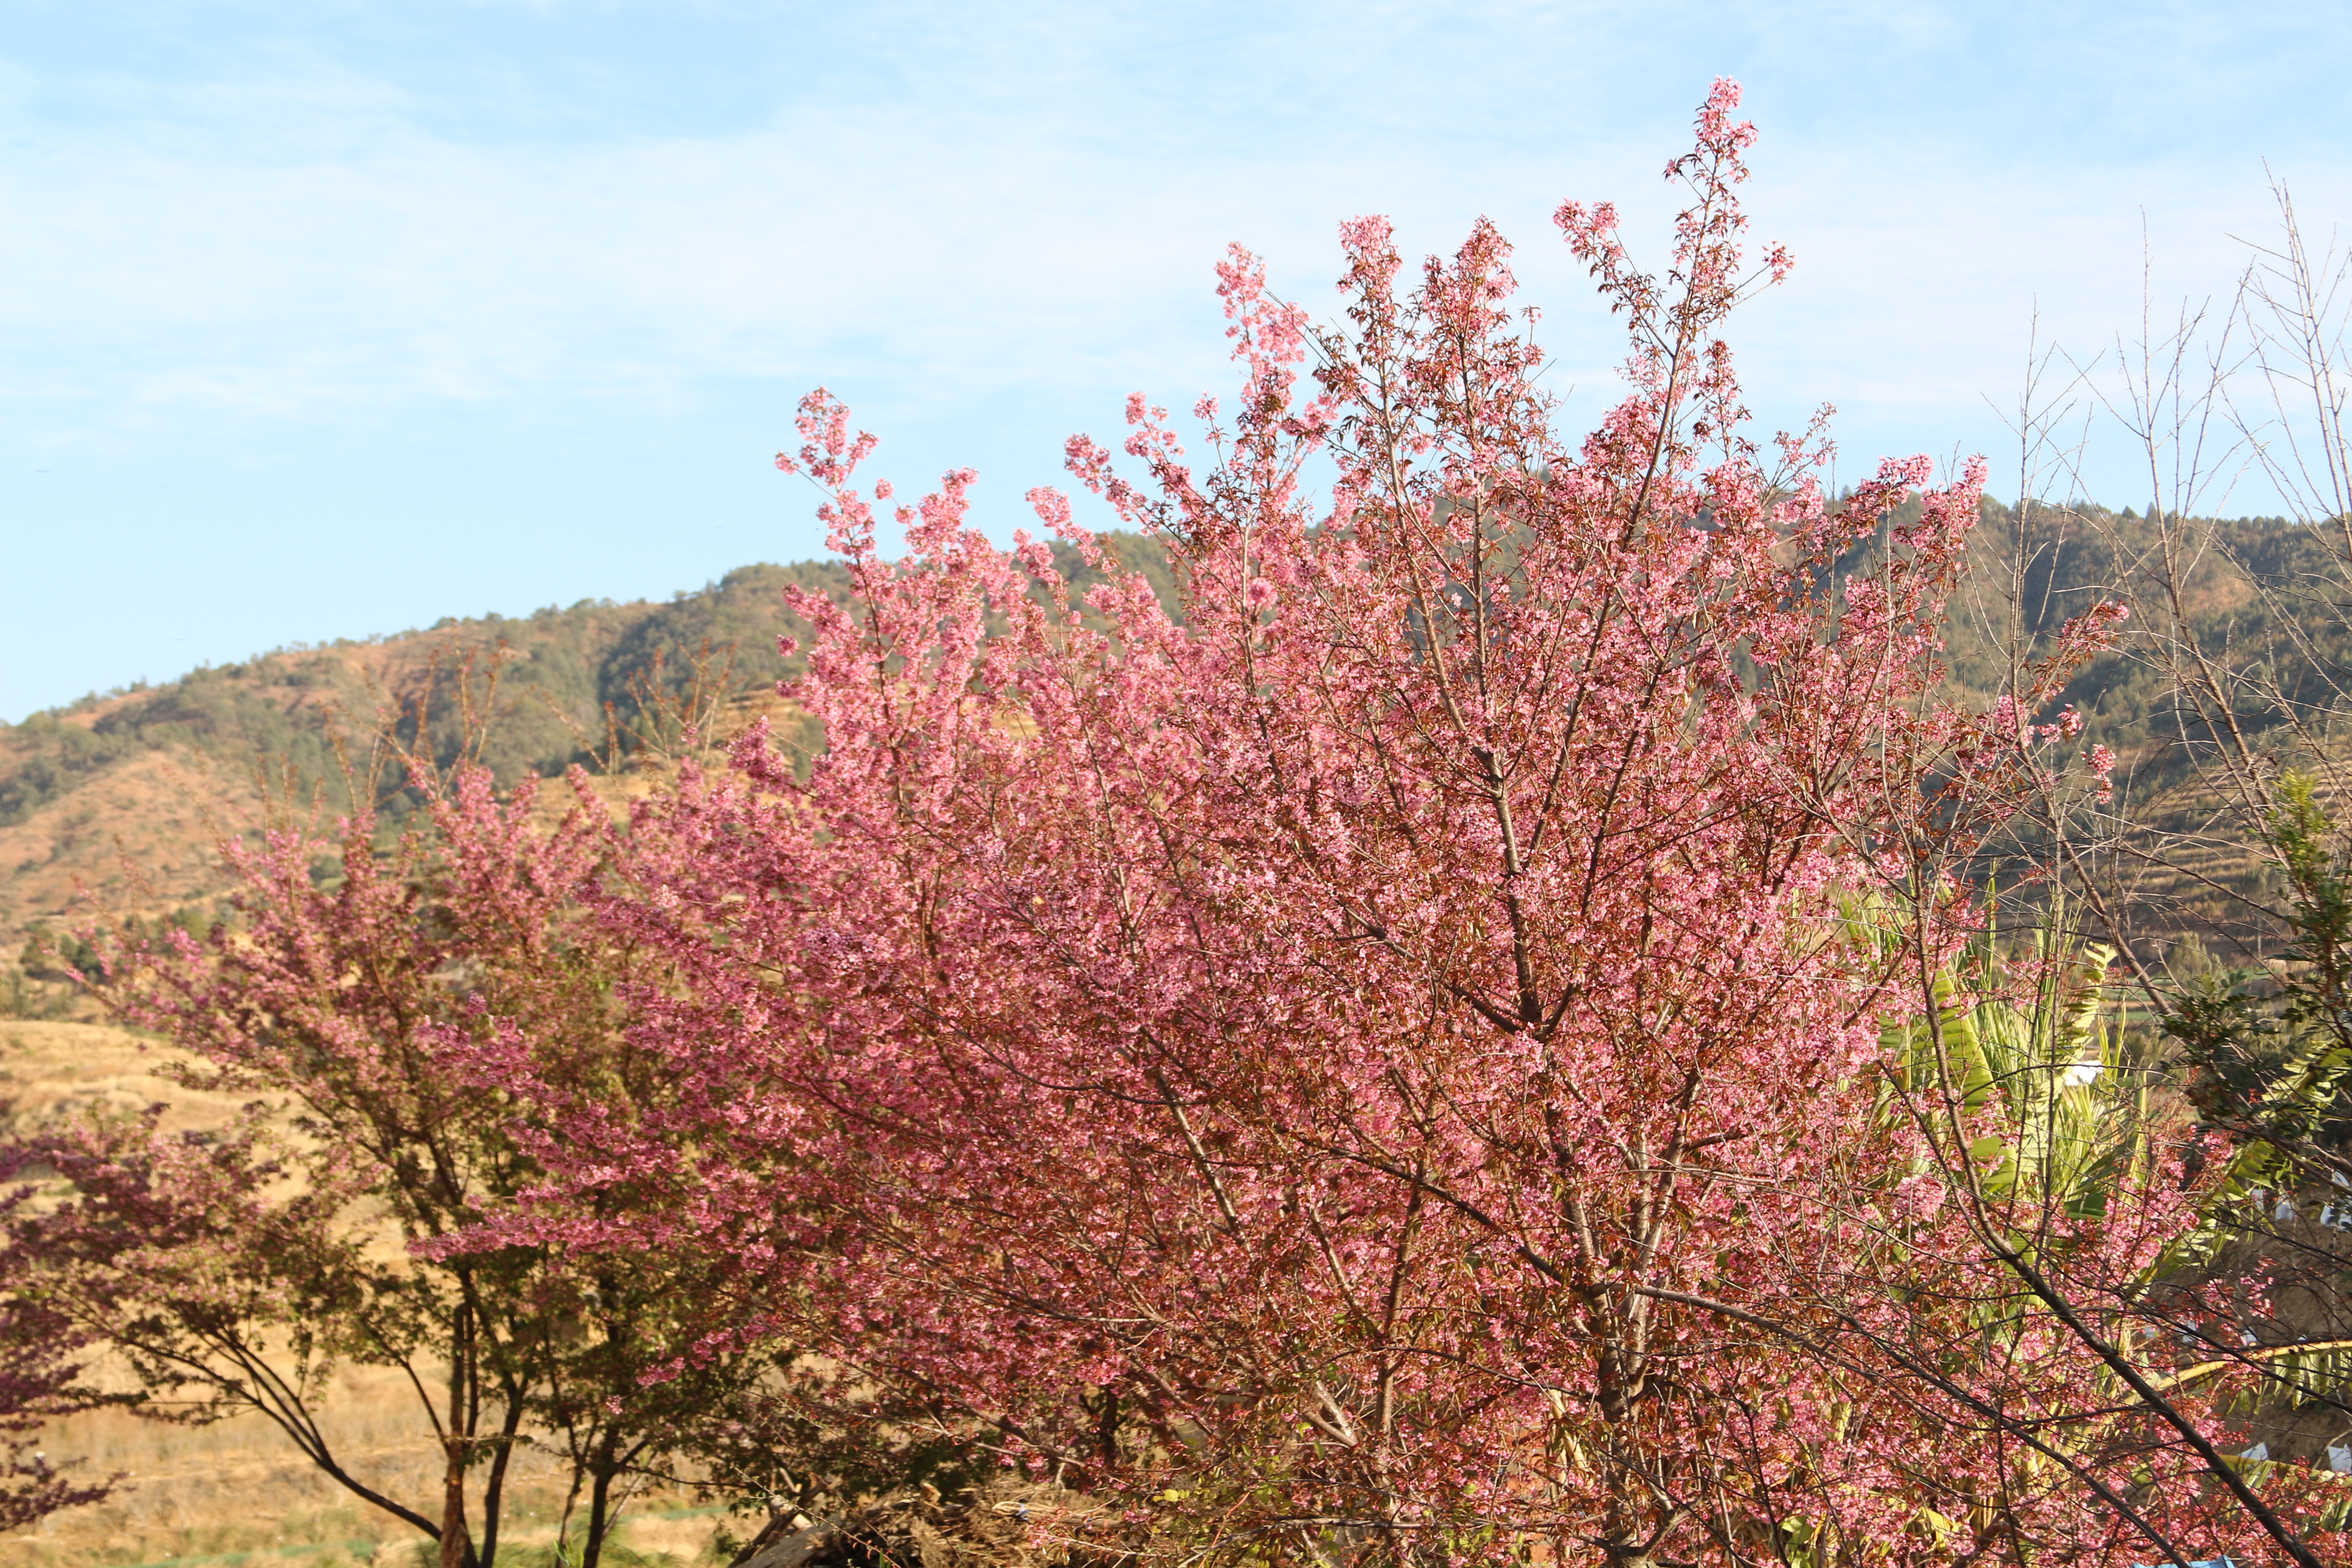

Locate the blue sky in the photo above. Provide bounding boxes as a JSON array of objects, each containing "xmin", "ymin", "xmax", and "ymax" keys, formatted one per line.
[{"xmin": 3, "ymin": 1, "xmax": 2347, "ymax": 720}]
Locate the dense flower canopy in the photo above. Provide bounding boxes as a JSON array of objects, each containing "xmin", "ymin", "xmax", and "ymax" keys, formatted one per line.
[{"xmin": 442, "ymin": 79, "xmax": 2306, "ymax": 1568}]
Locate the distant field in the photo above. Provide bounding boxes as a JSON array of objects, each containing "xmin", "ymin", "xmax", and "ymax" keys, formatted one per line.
[
  {"xmin": 0, "ymin": 1023, "xmax": 735, "ymax": 1568},
  {"xmin": 1, "ymin": 1021, "xmax": 247, "ymax": 1139},
  {"xmin": 9, "ymin": 1392, "xmax": 730, "ymax": 1568}
]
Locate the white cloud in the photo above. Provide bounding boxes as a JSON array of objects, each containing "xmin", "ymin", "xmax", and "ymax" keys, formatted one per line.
[
  {"xmin": 3, "ymin": 1, "xmax": 2350, "ymax": 720},
  {"xmin": 0, "ymin": 1, "xmax": 2346, "ymax": 480}
]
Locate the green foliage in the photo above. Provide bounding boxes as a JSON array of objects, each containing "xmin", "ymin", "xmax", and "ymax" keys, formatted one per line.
[
  {"xmin": 2165, "ymin": 769, "xmax": 2352, "ymax": 1206},
  {"xmin": 0, "ymin": 967, "xmax": 67, "ymax": 1021},
  {"xmin": 1048, "ymin": 532, "xmax": 1183, "ymax": 625},
  {"xmin": 1883, "ymin": 904, "xmax": 2153, "ymax": 1225},
  {"xmin": 1944, "ymin": 501, "xmax": 2352, "ymax": 794},
  {"xmin": 19, "ymin": 908, "xmax": 215, "ymax": 984},
  {"xmin": 0, "ymin": 714, "xmax": 138, "ymax": 825}
]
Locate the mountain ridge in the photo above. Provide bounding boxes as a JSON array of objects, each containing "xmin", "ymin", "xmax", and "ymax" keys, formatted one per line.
[
  {"xmin": 0, "ymin": 536, "xmax": 1180, "ymax": 988},
  {"xmin": 2, "ymin": 505, "xmax": 2332, "ymax": 1007}
]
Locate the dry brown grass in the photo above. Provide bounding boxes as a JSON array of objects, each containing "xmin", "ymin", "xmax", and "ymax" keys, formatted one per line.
[
  {"xmin": 6, "ymin": 1367, "xmax": 736, "ymax": 1568},
  {"xmin": 0, "ymin": 1023, "xmax": 735, "ymax": 1568},
  {"xmin": 0, "ymin": 1022, "xmax": 247, "ymax": 1139},
  {"xmin": 0, "ymin": 746, "xmax": 270, "ymax": 968}
]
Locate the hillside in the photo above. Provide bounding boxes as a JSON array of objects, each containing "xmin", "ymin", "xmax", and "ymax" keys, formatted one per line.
[
  {"xmin": 0, "ymin": 537, "xmax": 1180, "ymax": 1004},
  {"xmin": 2, "ymin": 502, "xmax": 2339, "ymax": 1010},
  {"xmin": 0, "ymin": 562, "xmax": 825, "ymax": 990},
  {"xmin": 1942, "ymin": 499, "xmax": 2352, "ymax": 947}
]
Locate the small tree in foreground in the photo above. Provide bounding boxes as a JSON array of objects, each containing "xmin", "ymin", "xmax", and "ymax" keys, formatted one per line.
[{"xmin": 0, "ymin": 762, "xmax": 779, "ymax": 1568}]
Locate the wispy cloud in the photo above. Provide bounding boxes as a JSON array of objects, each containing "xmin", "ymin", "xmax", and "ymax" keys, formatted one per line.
[
  {"xmin": 5, "ymin": 3, "xmax": 2342, "ymax": 436},
  {"xmin": 1, "ymin": 1, "xmax": 2347, "ymax": 716}
]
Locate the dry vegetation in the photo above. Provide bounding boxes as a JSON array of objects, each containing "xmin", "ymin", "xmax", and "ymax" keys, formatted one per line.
[
  {"xmin": 0, "ymin": 747, "xmax": 247, "ymax": 952},
  {"xmin": 0, "ymin": 1022, "xmax": 740, "ymax": 1568}
]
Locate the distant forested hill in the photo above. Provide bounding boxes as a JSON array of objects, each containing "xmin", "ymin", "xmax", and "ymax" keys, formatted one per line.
[
  {"xmin": 2, "ymin": 504, "xmax": 2336, "ymax": 1004},
  {"xmin": 1946, "ymin": 502, "xmax": 2333, "ymax": 767},
  {"xmin": 1896, "ymin": 498, "xmax": 2343, "ymax": 944},
  {"xmin": 0, "ymin": 534, "xmax": 1179, "ymax": 983}
]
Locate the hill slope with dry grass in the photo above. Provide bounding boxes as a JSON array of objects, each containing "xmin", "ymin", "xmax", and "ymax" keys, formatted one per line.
[
  {"xmin": 5, "ymin": 506, "xmax": 2342, "ymax": 1014},
  {"xmin": 1, "ymin": 536, "xmax": 1184, "ymax": 1015},
  {"xmin": 1, "ymin": 560, "xmax": 847, "ymax": 996}
]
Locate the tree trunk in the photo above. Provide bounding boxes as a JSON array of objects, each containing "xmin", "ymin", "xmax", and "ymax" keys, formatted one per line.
[
  {"xmin": 440, "ymin": 1312, "xmax": 476, "ymax": 1568},
  {"xmin": 440, "ymin": 1431, "xmax": 474, "ymax": 1568},
  {"xmin": 581, "ymin": 1450, "xmax": 619, "ymax": 1568},
  {"xmin": 476, "ymin": 1386, "xmax": 526, "ymax": 1568}
]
